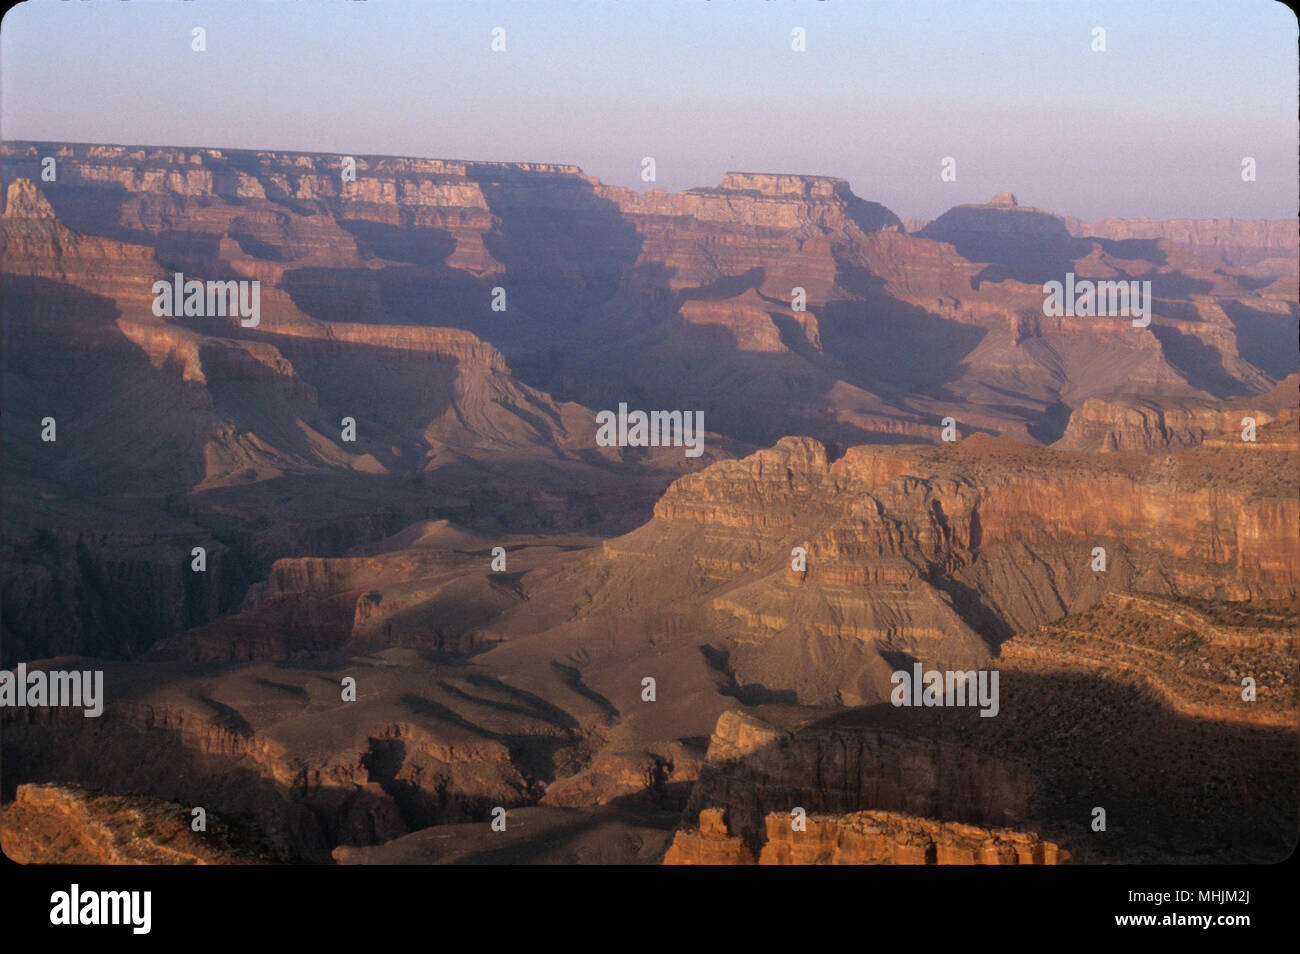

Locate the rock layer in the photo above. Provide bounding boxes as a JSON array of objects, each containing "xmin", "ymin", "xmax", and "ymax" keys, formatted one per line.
[{"xmin": 662, "ymin": 807, "xmax": 1067, "ymax": 865}]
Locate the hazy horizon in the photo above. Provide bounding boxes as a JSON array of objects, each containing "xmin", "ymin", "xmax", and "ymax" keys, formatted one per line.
[{"xmin": 2, "ymin": 0, "xmax": 1297, "ymax": 222}]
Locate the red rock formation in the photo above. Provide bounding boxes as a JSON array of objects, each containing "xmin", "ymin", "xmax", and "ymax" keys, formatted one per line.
[
  {"xmin": 756, "ymin": 811, "xmax": 1066, "ymax": 865},
  {"xmin": 663, "ymin": 805, "xmax": 1066, "ymax": 865},
  {"xmin": 662, "ymin": 808, "xmax": 756, "ymax": 865},
  {"xmin": 673, "ymin": 709, "xmax": 1036, "ymax": 852},
  {"xmin": 1055, "ymin": 375, "xmax": 1299, "ymax": 452},
  {"xmin": 1, "ymin": 784, "xmax": 271, "ymax": 864}
]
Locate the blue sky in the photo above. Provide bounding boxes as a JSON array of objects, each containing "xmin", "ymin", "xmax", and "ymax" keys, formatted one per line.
[{"xmin": 2, "ymin": 0, "xmax": 1296, "ymax": 219}]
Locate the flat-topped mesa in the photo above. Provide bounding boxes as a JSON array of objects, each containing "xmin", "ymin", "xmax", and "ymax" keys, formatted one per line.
[
  {"xmin": 464, "ymin": 159, "xmax": 588, "ymax": 178},
  {"xmin": 686, "ymin": 171, "xmax": 901, "ymax": 228},
  {"xmin": 10, "ymin": 142, "xmax": 588, "ymax": 179},
  {"xmin": 920, "ymin": 192, "xmax": 1071, "ymax": 240},
  {"xmin": 7, "ymin": 143, "xmax": 860, "ymax": 206},
  {"xmin": 0, "ymin": 142, "xmax": 597, "ymax": 209},
  {"xmin": 608, "ymin": 182, "xmax": 901, "ymax": 236},
  {"xmin": 1, "ymin": 141, "xmax": 906, "ymax": 261},
  {"xmin": 714, "ymin": 171, "xmax": 851, "ymax": 200}
]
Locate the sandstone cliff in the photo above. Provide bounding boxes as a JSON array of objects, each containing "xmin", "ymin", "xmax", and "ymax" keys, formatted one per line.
[
  {"xmin": 1055, "ymin": 374, "xmax": 1298, "ymax": 452},
  {"xmin": 662, "ymin": 806, "xmax": 1067, "ymax": 865}
]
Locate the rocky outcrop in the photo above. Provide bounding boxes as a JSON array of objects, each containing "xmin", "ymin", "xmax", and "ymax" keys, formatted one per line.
[
  {"xmin": 1055, "ymin": 375, "xmax": 1299, "ymax": 452},
  {"xmin": 757, "ymin": 811, "xmax": 1067, "ymax": 865},
  {"xmin": 1, "ymin": 783, "xmax": 271, "ymax": 864},
  {"xmin": 1, "ymin": 178, "xmax": 164, "ymax": 304},
  {"xmin": 650, "ymin": 426, "xmax": 1299, "ymax": 642},
  {"xmin": 674, "ymin": 709, "xmax": 1035, "ymax": 852},
  {"xmin": 661, "ymin": 808, "xmax": 756, "ymax": 864},
  {"xmin": 663, "ymin": 807, "xmax": 1065, "ymax": 864},
  {"xmin": 919, "ymin": 194, "xmax": 1073, "ymax": 243}
]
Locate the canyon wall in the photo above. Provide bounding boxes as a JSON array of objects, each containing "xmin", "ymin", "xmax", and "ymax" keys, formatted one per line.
[{"xmin": 1064, "ymin": 215, "xmax": 1299, "ymax": 271}]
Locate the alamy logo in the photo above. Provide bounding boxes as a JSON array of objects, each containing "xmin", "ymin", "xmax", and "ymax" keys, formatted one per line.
[
  {"xmin": 890, "ymin": 664, "xmax": 999, "ymax": 718},
  {"xmin": 50, "ymin": 884, "xmax": 151, "ymax": 934},
  {"xmin": 1042, "ymin": 272, "xmax": 1151, "ymax": 327},
  {"xmin": 0, "ymin": 664, "xmax": 103, "ymax": 717},
  {"xmin": 151, "ymin": 272, "xmax": 261, "ymax": 327},
  {"xmin": 595, "ymin": 403, "xmax": 704, "ymax": 458}
]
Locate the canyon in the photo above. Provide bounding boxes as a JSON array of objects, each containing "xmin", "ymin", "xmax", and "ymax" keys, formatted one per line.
[{"xmin": 1, "ymin": 141, "xmax": 1296, "ymax": 865}]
